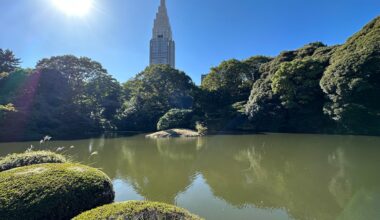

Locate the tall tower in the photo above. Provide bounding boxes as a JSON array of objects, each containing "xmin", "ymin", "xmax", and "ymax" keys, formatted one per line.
[{"xmin": 150, "ymin": 0, "xmax": 175, "ymax": 68}]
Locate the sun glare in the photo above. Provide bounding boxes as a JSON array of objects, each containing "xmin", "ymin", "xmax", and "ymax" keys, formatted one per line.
[{"xmin": 52, "ymin": 0, "xmax": 94, "ymax": 17}]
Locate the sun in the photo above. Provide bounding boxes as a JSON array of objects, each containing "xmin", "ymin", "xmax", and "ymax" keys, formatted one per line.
[{"xmin": 52, "ymin": 0, "xmax": 94, "ymax": 17}]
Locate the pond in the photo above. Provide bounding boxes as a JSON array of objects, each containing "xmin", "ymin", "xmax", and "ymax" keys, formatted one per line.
[{"xmin": 1, "ymin": 133, "xmax": 380, "ymax": 220}]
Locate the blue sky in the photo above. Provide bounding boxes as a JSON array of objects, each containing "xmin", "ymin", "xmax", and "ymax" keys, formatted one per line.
[{"xmin": 0, "ymin": 0, "xmax": 379, "ymax": 84}]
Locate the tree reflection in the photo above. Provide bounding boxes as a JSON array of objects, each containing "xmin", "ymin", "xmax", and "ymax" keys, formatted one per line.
[{"xmin": 3, "ymin": 134, "xmax": 380, "ymax": 220}]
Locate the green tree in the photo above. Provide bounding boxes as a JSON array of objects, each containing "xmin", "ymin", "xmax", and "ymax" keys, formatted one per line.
[
  {"xmin": 201, "ymin": 59, "xmax": 251, "ymax": 102},
  {"xmin": 320, "ymin": 16, "xmax": 380, "ymax": 135},
  {"xmin": 271, "ymin": 58, "xmax": 332, "ymax": 131},
  {"xmin": 36, "ymin": 55, "xmax": 108, "ymax": 94},
  {"xmin": 84, "ymin": 74, "xmax": 123, "ymax": 129},
  {"xmin": 157, "ymin": 109, "xmax": 194, "ymax": 130},
  {"xmin": 243, "ymin": 56, "xmax": 273, "ymax": 83},
  {"xmin": 35, "ymin": 55, "xmax": 123, "ymax": 131},
  {"xmin": 246, "ymin": 42, "xmax": 335, "ymax": 132},
  {"xmin": 0, "ymin": 49, "xmax": 20, "ymax": 73},
  {"xmin": 272, "ymin": 58, "xmax": 326, "ymax": 109},
  {"xmin": 119, "ymin": 65, "xmax": 196, "ymax": 131}
]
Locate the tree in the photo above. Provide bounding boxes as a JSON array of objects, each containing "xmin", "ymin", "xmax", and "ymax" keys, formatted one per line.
[
  {"xmin": 320, "ymin": 16, "xmax": 380, "ymax": 135},
  {"xmin": 271, "ymin": 58, "xmax": 332, "ymax": 131},
  {"xmin": 35, "ymin": 55, "xmax": 123, "ymax": 131},
  {"xmin": 201, "ymin": 59, "xmax": 251, "ymax": 103},
  {"xmin": 243, "ymin": 56, "xmax": 273, "ymax": 83},
  {"xmin": 157, "ymin": 109, "xmax": 193, "ymax": 130},
  {"xmin": 84, "ymin": 74, "xmax": 123, "ymax": 129},
  {"xmin": 272, "ymin": 58, "xmax": 326, "ymax": 109},
  {"xmin": 0, "ymin": 49, "xmax": 20, "ymax": 73},
  {"xmin": 246, "ymin": 42, "xmax": 335, "ymax": 132},
  {"xmin": 119, "ymin": 65, "xmax": 196, "ymax": 131},
  {"xmin": 36, "ymin": 55, "xmax": 108, "ymax": 93}
]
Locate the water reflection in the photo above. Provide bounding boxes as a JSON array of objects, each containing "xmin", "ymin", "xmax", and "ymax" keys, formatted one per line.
[{"xmin": 1, "ymin": 134, "xmax": 380, "ymax": 220}]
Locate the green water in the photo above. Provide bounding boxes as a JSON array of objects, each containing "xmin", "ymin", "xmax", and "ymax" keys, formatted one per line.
[{"xmin": 1, "ymin": 133, "xmax": 380, "ymax": 220}]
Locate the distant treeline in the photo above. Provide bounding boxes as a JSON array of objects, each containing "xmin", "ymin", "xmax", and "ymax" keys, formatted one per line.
[{"xmin": 0, "ymin": 16, "xmax": 379, "ymax": 141}]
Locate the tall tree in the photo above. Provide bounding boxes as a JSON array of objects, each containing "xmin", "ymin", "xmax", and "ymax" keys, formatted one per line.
[
  {"xmin": 36, "ymin": 55, "xmax": 123, "ymax": 131},
  {"xmin": 120, "ymin": 65, "xmax": 195, "ymax": 131},
  {"xmin": 0, "ymin": 49, "xmax": 21, "ymax": 73},
  {"xmin": 320, "ymin": 16, "xmax": 380, "ymax": 135}
]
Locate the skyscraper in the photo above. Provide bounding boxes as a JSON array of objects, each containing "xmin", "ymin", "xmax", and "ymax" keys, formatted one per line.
[{"xmin": 150, "ymin": 0, "xmax": 175, "ymax": 68}]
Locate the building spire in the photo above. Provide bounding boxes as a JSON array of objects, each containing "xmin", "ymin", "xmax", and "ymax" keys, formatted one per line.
[
  {"xmin": 150, "ymin": 0, "xmax": 175, "ymax": 68},
  {"xmin": 153, "ymin": 0, "xmax": 172, "ymax": 39}
]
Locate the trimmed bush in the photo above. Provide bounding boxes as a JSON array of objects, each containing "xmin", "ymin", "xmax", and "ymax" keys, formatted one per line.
[
  {"xmin": 73, "ymin": 201, "xmax": 203, "ymax": 220},
  {"xmin": 0, "ymin": 163, "xmax": 115, "ymax": 220},
  {"xmin": 0, "ymin": 150, "xmax": 67, "ymax": 172},
  {"xmin": 157, "ymin": 109, "xmax": 194, "ymax": 131}
]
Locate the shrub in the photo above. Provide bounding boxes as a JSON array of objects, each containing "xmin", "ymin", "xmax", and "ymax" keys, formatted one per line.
[
  {"xmin": 0, "ymin": 163, "xmax": 115, "ymax": 220},
  {"xmin": 0, "ymin": 150, "xmax": 66, "ymax": 172},
  {"xmin": 157, "ymin": 109, "xmax": 194, "ymax": 131},
  {"xmin": 73, "ymin": 201, "xmax": 203, "ymax": 220}
]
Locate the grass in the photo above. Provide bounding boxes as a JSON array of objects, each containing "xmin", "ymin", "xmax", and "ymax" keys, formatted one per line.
[
  {"xmin": 0, "ymin": 163, "xmax": 115, "ymax": 220},
  {"xmin": 0, "ymin": 150, "xmax": 67, "ymax": 172},
  {"xmin": 73, "ymin": 201, "xmax": 203, "ymax": 220}
]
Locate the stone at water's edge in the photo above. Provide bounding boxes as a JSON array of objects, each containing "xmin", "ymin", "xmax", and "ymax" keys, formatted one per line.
[
  {"xmin": 73, "ymin": 201, "xmax": 204, "ymax": 220},
  {"xmin": 146, "ymin": 129, "xmax": 200, "ymax": 138},
  {"xmin": 0, "ymin": 163, "xmax": 115, "ymax": 220}
]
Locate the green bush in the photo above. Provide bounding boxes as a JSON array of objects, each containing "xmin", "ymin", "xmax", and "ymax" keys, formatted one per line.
[
  {"xmin": 157, "ymin": 109, "xmax": 194, "ymax": 131},
  {"xmin": 0, "ymin": 163, "xmax": 115, "ymax": 220},
  {"xmin": 73, "ymin": 201, "xmax": 203, "ymax": 220},
  {"xmin": 0, "ymin": 150, "xmax": 67, "ymax": 172}
]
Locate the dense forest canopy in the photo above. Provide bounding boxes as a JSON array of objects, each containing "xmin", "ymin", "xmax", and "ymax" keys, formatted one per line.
[{"xmin": 0, "ymin": 16, "xmax": 379, "ymax": 140}]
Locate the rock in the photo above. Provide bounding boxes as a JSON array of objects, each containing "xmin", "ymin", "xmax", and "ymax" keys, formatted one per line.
[
  {"xmin": 0, "ymin": 163, "xmax": 114, "ymax": 220},
  {"xmin": 146, "ymin": 129, "xmax": 200, "ymax": 139},
  {"xmin": 73, "ymin": 201, "xmax": 203, "ymax": 220}
]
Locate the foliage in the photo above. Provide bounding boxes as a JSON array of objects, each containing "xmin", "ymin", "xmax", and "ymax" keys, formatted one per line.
[
  {"xmin": 157, "ymin": 109, "xmax": 194, "ymax": 130},
  {"xmin": 1, "ymin": 16, "xmax": 380, "ymax": 137},
  {"xmin": 246, "ymin": 42, "xmax": 337, "ymax": 132},
  {"xmin": 0, "ymin": 151, "xmax": 66, "ymax": 172},
  {"xmin": 0, "ymin": 49, "xmax": 20, "ymax": 73},
  {"xmin": 36, "ymin": 55, "xmax": 107, "ymax": 88},
  {"xmin": 272, "ymin": 58, "xmax": 327, "ymax": 109},
  {"xmin": 0, "ymin": 163, "xmax": 114, "ymax": 220},
  {"xmin": 73, "ymin": 201, "xmax": 203, "ymax": 220},
  {"xmin": 119, "ymin": 65, "xmax": 196, "ymax": 131},
  {"xmin": 0, "ymin": 55, "xmax": 123, "ymax": 141},
  {"xmin": 243, "ymin": 56, "xmax": 273, "ymax": 82},
  {"xmin": 198, "ymin": 57, "xmax": 271, "ymax": 132},
  {"xmin": 36, "ymin": 55, "xmax": 123, "ymax": 129},
  {"xmin": 201, "ymin": 58, "xmax": 270, "ymax": 103},
  {"xmin": 320, "ymin": 16, "xmax": 380, "ymax": 135}
]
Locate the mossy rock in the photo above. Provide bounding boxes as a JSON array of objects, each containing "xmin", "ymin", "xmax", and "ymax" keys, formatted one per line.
[
  {"xmin": 0, "ymin": 150, "xmax": 66, "ymax": 172},
  {"xmin": 0, "ymin": 163, "xmax": 115, "ymax": 220},
  {"xmin": 73, "ymin": 201, "xmax": 203, "ymax": 220}
]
